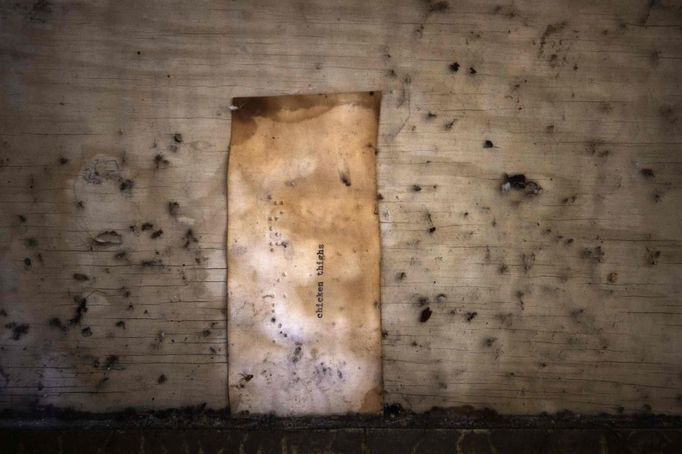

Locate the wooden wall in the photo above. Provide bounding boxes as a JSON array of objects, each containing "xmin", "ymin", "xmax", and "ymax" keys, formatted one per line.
[{"xmin": 0, "ymin": 0, "xmax": 681, "ymax": 414}]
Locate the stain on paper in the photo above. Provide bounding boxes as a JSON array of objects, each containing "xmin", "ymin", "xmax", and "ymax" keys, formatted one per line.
[{"xmin": 227, "ymin": 92, "xmax": 382, "ymax": 415}]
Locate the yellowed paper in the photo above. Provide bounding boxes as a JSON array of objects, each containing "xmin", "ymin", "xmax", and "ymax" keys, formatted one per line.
[{"xmin": 227, "ymin": 92, "xmax": 382, "ymax": 415}]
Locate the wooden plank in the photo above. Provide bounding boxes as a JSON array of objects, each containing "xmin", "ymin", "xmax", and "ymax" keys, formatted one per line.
[{"xmin": 0, "ymin": 0, "xmax": 680, "ymax": 414}]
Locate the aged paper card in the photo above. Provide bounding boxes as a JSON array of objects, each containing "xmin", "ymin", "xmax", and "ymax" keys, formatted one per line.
[{"xmin": 227, "ymin": 92, "xmax": 382, "ymax": 415}]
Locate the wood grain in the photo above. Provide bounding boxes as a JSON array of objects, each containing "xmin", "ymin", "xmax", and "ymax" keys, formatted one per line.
[{"xmin": 0, "ymin": 0, "xmax": 680, "ymax": 414}]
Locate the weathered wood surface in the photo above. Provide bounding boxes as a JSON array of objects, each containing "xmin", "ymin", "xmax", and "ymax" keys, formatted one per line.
[{"xmin": 0, "ymin": 0, "xmax": 680, "ymax": 414}]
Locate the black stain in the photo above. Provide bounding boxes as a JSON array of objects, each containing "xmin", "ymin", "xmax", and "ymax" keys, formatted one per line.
[
  {"xmin": 154, "ymin": 154, "xmax": 170, "ymax": 169},
  {"xmin": 168, "ymin": 201, "xmax": 180, "ymax": 217},
  {"xmin": 27, "ymin": 0, "xmax": 52, "ymax": 23},
  {"xmin": 420, "ymin": 307, "xmax": 433, "ymax": 323},
  {"xmin": 104, "ymin": 355, "xmax": 122, "ymax": 371},
  {"xmin": 141, "ymin": 259, "xmax": 163, "ymax": 267},
  {"xmin": 646, "ymin": 248, "xmax": 661, "ymax": 266},
  {"xmin": 291, "ymin": 343, "xmax": 303, "ymax": 363},
  {"xmin": 48, "ymin": 317, "xmax": 66, "ymax": 332},
  {"xmin": 69, "ymin": 296, "xmax": 88, "ymax": 325},
  {"xmin": 500, "ymin": 174, "xmax": 542, "ymax": 195},
  {"xmin": 522, "ymin": 252, "xmax": 536, "ymax": 272},
  {"xmin": 428, "ymin": 1, "xmax": 449, "ymax": 13},
  {"xmin": 538, "ymin": 21, "xmax": 567, "ymax": 56},
  {"xmin": 582, "ymin": 246, "xmax": 605, "ymax": 263},
  {"xmin": 5, "ymin": 322, "xmax": 29, "ymax": 340},
  {"xmin": 339, "ymin": 171, "xmax": 352, "ymax": 187},
  {"xmin": 119, "ymin": 179, "xmax": 134, "ymax": 193},
  {"xmin": 183, "ymin": 229, "xmax": 199, "ymax": 248}
]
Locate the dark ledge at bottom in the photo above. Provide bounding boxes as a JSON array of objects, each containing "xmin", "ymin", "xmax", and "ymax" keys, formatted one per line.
[
  {"xmin": 1, "ymin": 404, "xmax": 681, "ymax": 430},
  {"xmin": 2, "ymin": 428, "xmax": 682, "ymax": 454}
]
